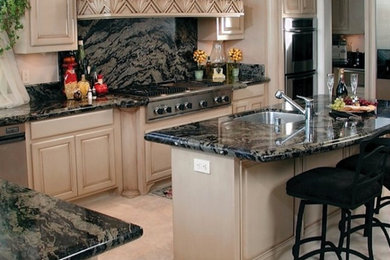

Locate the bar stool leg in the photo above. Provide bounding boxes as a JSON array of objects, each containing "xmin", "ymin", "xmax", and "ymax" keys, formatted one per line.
[
  {"xmin": 320, "ymin": 204, "xmax": 328, "ymax": 260},
  {"xmin": 293, "ymin": 200, "xmax": 306, "ymax": 260},
  {"xmin": 366, "ymin": 201, "xmax": 375, "ymax": 260}
]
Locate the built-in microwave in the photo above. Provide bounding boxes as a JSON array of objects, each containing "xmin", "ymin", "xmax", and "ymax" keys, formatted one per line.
[{"xmin": 284, "ymin": 18, "xmax": 317, "ymax": 75}]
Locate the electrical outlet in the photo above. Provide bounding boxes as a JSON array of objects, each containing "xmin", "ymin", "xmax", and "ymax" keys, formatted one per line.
[
  {"xmin": 193, "ymin": 158, "xmax": 210, "ymax": 174},
  {"xmin": 21, "ymin": 70, "xmax": 30, "ymax": 84}
]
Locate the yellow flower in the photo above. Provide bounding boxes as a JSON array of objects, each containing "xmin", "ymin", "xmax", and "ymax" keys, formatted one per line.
[
  {"xmin": 193, "ymin": 49, "xmax": 207, "ymax": 67},
  {"xmin": 228, "ymin": 48, "xmax": 243, "ymax": 63}
]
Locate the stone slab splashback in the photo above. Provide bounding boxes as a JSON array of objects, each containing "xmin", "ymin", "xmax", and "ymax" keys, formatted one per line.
[{"xmin": 77, "ymin": 18, "xmax": 197, "ymax": 90}]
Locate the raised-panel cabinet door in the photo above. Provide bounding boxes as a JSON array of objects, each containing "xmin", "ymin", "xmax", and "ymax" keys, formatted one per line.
[
  {"xmin": 332, "ymin": 0, "xmax": 349, "ymax": 33},
  {"xmin": 283, "ymin": 0, "xmax": 301, "ymax": 14},
  {"xmin": 31, "ymin": 136, "xmax": 77, "ymax": 200},
  {"xmin": 75, "ymin": 128, "xmax": 116, "ymax": 195},
  {"xmin": 145, "ymin": 141, "xmax": 171, "ymax": 183},
  {"xmin": 218, "ymin": 17, "xmax": 244, "ymax": 40},
  {"xmin": 30, "ymin": 0, "xmax": 75, "ymax": 46},
  {"xmin": 232, "ymin": 100, "xmax": 250, "ymax": 114},
  {"xmin": 301, "ymin": 0, "xmax": 316, "ymax": 14}
]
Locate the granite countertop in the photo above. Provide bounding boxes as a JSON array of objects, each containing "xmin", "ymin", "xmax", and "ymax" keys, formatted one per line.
[
  {"xmin": 0, "ymin": 78, "xmax": 270, "ymax": 127},
  {"xmin": 145, "ymin": 95, "xmax": 390, "ymax": 162},
  {"xmin": 0, "ymin": 178, "xmax": 143, "ymax": 259}
]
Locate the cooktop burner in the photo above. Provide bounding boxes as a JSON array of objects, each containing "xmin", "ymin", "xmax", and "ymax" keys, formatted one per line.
[{"xmin": 125, "ymin": 85, "xmax": 188, "ymax": 97}]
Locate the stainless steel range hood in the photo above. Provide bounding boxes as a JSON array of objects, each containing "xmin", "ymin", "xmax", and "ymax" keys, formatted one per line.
[{"xmin": 77, "ymin": 0, "xmax": 245, "ymax": 20}]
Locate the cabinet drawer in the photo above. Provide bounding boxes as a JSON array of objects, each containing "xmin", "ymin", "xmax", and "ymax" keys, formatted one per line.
[
  {"xmin": 31, "ymin": 110, "xmax": 113, "ymax": 139},
  {"xmin": 233, "ymin": 84, "xmax": 265, "ymax": 101}
]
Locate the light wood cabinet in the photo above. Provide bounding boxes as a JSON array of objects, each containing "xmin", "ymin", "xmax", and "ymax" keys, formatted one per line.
[
  {"xmin": 27, "ymin": 110, "xmax": 121, "ymax": 201},
  {"xmin": 232, "ymin": 84, "xmax": 267, "ymax": 114},
  {"xmin": 332, "ymin": 0, "xmax": 364, "ymax": 35},
  {"xmin": 198, "ymin": 17, "xmax": 244, "ymax": 41},
  {"xmin": 31, "ymin": 136, "xmax": 77, "ymax": 200},
  {"xmin": 14, "ymin": 0, "xmax": 77, "ymax": 54},
  {"xmin": 75, "ymin": 128, "xmax": 116, "ymax": 195},
  {"xmin": 283, "ymin": 0, "xmax": 317, "ymax": 16}
]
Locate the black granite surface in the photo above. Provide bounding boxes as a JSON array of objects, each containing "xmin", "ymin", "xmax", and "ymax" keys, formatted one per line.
[
  {"xmin": 0, "ymin": 93, "xmax": 148, "ymax": 127},
  {"xmin": 0, "ymin": 178, "xmax": 143, "ymax": 259},
  {"xmin": 0, "ymin": 77, "xmax": 268, "ymax": 127},
  {"xmin": 77, "ymin": 18, "xmax": 197, "ymax": 89},
  {"xmin": 144, "ymin": 95, "xmax": 390, "ymax": 162}
]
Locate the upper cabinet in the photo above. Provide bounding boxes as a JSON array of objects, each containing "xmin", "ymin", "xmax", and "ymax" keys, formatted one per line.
[
  {"xmin": 14, "ymin": 0, "xmax": 77, "ymax": 54},
  {"xmin": 198, "ymin": 17, "xmax": 244, "ymax": 41},
  {"xmin": 332, "ymin": 0, "xmax": 364, "ymax": 35},
  {"xmin": 283, "ymin": 0, "xmax": 317, "ymax": 17},
  {"xmin": 77, "ymin": 0, "xmax": 244, "ymax": 19}
]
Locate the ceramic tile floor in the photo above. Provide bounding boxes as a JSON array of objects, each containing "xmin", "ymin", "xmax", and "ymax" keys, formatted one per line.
[{"xmin": 76, "ymin": 192, "xmax": 390, "ymax": 260}]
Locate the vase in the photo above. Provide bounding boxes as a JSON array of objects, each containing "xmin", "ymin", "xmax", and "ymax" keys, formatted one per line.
[
  {"xmin": 232, "ymin": 67, "xmax": 240, "ymax": 77},
  {"xmin": 195, "ymin": 70, "xmax": 204, "ymax": 81}
]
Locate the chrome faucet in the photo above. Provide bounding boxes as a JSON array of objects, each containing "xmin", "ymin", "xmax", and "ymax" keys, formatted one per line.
[{"xmin": 274, "ymin": 90, "xmax": 314, "ymax": 122}]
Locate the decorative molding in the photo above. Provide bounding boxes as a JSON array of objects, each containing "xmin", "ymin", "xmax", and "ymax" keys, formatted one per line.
[{"xmin": 77, "ymin": 0, "xmax": 244, "ymax": 19}]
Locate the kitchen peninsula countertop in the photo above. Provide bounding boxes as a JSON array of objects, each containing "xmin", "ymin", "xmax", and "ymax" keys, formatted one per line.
[
  {"xmin": 0, "ymin": 77, "xmax": 270, "ymax": 127},
  {"xmin": 0, "ymin": 178, "xmax": 143, "ymax": 259},
  {"xmin": 145, "ymin": 95, "xmax": 390, "ymax": 162}
]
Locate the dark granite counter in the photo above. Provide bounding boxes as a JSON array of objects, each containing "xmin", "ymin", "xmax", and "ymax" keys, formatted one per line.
[
  {"xmin": 0, "ymin": 178, "xmax": 143, "ymax": 259},
  {"xmin": 0, "ymin": 94, "xmax": 148, "ymax": 127},
  {"xmin": 145, "ymin": 95, "xmax": 390, "ymax": 162},
  {"xmin": 0, "ymin": 78, "xmax": 269, "ymax": 127}
]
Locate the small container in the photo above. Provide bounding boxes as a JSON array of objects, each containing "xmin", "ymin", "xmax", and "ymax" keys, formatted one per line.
[{"xmin": 77, "ymin": 74, "xmax": 90, "ymax": 98}]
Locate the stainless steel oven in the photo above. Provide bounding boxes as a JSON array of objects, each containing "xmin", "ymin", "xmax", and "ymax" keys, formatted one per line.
[
  {"xmin": 285, "ymin": 71, "xmax": 316, "ymax": 100},
  {"xmin": 284, "ymin": 18, "xmax": 317, "ymax": 74}
]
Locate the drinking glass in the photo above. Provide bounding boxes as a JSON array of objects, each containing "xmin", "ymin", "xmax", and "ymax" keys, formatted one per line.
[
  {"xmin": 350, "ymin": 73, "xmax": 358, "ymax": 99},
  {"xmin": 327, "ymin": 73, "xmax": 334, "ymax": 103}
]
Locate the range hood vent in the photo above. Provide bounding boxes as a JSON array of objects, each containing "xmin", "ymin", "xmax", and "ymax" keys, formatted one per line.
[{"xmin": 77, "ymin": 0, "xmax": 244, "ymax": 19}]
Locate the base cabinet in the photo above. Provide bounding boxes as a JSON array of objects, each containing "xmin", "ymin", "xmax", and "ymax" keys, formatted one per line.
[
  {"xmin": 232, "ymin": 84, "xmax": 267, "ymax": 113},
  {"xmin": 31, "ymin": 136, "xmax": 78, "ymax": 200},
  {"xmin": 28, "ymin": 110, "xmax": 121, "ymax": 201}
]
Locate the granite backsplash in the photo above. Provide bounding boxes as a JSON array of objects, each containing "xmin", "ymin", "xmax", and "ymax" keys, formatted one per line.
[{"xmin": 29, "ymin": 18, "xmax": 265, "ymax": 101}]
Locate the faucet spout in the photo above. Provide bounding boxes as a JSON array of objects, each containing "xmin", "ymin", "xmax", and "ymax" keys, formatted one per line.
[{"xmin": 274, "ymin": 90, "xmax": 306, "ymax": 115}]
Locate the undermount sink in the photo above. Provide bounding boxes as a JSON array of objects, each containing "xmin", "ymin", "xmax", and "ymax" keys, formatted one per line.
[{"xmin": 236, "ymin": 111, "xmax": 305, "ymax": 125}]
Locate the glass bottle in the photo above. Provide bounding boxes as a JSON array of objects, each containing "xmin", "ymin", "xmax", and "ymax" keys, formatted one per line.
[
  {"xmin": 77, "ymin": 38, "xmax": 87, "ymax": 79},
  {"xmin": 335, "ymin": 68, "xmax": 348, "ymax": 98},
  {"xmin": 77, "ymin": 74, "xmax": 90, "ymax": 98}
]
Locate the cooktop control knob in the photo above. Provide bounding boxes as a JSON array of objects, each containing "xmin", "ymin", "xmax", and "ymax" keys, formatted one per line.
[
  {"xmin": 222, "ymin": 96, "xmax": 230, "ymax": 102},
  {"xmin": 199, "ymin": 100, "xmax": 208, "ymax": 108},
  {"xmin": 185, "ymin": 102, "xmax": 193, "ymax": 109},
  {"xmin": 154, "ymin": 107, "xmax": 165, "ymax": 115},
  {"xmin": 176, "ymin": 103, "xmax": 186, "ymax": 111},
  {"xmin": 214, "ymin": 96, "xmax": 223, "ymax": 103},
  {"xmin": 164, "ymin": 106, "xmax": 172, "ymax": 113}
]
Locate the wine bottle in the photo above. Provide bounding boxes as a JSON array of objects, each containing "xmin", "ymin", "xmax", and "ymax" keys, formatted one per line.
[
  {"xmin": 77, "ymin": 38, "xmax": 87, "ymax": 80},
  {"xmin": 335, "ymin": 69, "xmax": 348, "ymax": 98}
]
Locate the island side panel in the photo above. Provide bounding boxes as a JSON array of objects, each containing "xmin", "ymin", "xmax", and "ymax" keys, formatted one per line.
[
  {"xmin": 172, "ymin": 147, "xmax": 241, "ymax": 260},
  {"xmin": 240, "ymin": 159, "xmax": 295, "ymax": 260}
]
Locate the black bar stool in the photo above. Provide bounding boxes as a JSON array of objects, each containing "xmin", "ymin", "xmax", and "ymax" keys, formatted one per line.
[
  {"xmin": 337, "ymin": 136, "xmax": 390, "ymax": 243},
  {"xmin": 286, "ymin": 132, "xmax": 388, "ymax": 260}
]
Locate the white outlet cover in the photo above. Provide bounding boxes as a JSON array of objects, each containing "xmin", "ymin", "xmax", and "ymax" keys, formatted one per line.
[{"xmin": 193, "ymin": 158, "xmax": 210, "ymax": 174}]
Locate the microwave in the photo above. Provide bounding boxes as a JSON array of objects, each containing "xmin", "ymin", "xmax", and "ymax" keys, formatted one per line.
[{"xmin": 332, "ymin": 45, "xmax": 347, "ymax": 63}]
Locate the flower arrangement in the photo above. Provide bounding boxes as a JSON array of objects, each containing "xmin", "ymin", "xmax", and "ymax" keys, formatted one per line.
[
  {"xmin": 193, "ymin": 49, "xmax": 207, "ymax": 70},
  {"xmin": 228, "ymin": 48, "xmax": 243, "ymax": 64}
]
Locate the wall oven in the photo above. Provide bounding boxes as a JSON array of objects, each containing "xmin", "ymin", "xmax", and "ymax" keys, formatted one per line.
[{"xmin": 284, "ymin": 18, "xmax": 317, "ymax": 99}]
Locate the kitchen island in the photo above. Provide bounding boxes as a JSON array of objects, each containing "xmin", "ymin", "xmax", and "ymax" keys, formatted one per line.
[
  {"xmin": 144, "ymin": 95, "xmax": 390, "ymax": 260},
  {"xmin": 0, "ymin": 178, "xmax": 143, "ymax": 259}
]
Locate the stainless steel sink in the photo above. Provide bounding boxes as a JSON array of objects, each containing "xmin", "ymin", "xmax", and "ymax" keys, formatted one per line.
[{"xmin": 236, "ymin": 111, "xmax": 305, "ymax": 125}]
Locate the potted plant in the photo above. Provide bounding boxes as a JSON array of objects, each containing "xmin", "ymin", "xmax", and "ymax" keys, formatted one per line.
[
  {"xmin": 193, "ymin": 49, "xmax": 207, "ymax": 81},
  {"xmin": 228, "ymin": 47, "xmax": 243, "ymax": 78},
  {"xmin": 0, "ymin": 0, "xmax": 30, "ymax": 55}
]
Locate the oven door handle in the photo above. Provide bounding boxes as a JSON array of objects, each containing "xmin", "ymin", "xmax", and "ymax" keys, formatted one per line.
[{"xmin": 287, "ymin": 29, "xmax": 315, "ymax": 33}]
